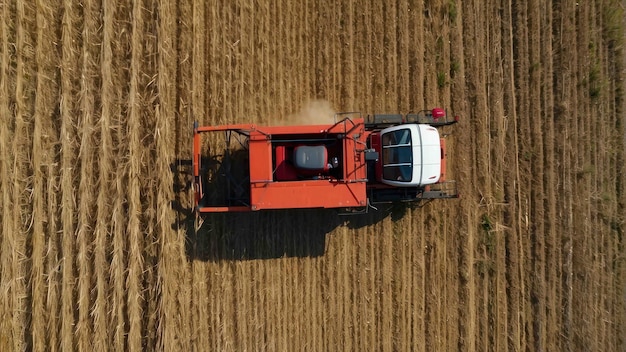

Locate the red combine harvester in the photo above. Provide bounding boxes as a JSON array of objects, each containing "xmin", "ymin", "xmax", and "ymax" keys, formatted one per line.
[{"xmin": 192, "ymin": 108, "xmax": 458, "ymax": 214}]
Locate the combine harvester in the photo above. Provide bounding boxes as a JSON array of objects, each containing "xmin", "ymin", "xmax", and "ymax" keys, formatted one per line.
[{"xmin": 193, "ymin": 108, "xmax": 459, "ymax": 216}]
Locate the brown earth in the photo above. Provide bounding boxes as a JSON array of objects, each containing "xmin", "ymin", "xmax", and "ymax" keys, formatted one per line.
[{"xmin": 1, "ymin": 0, "xmax": 625, "ymax": 351}]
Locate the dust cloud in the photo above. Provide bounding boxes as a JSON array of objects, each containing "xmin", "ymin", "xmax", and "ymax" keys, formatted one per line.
[{"xmin": 283, "ymin": 100, "xmax": 336, "ymax": 125}]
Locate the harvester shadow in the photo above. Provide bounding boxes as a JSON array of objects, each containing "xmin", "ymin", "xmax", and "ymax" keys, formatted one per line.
[
  {"xmin": 181, "ymin": 206, "xmax": 408, "ymax": 261},
  {"xmin": 171, "ymin": 159, "xmax": 408, "ymax": 261},
  {"xmin": 170, "ymin": 158, "xmax": 333, "ymax": 261},
  {"xmin": 180, "ymin": 208, "xmax": 404, "ymax": 262},
  {"xmin": 189, "ymin": 210, "xmax": 337, "ymax": 261}
]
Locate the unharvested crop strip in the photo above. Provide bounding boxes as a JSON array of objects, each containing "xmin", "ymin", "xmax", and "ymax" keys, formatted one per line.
[
  {"xmin": 12, "ymin": 1, "xmax": 37, "ymax": 350},
  {"xmin": 59, "ymin": 0, "xmax": 81, "ymax": 350},
  {"xmin": 0, "ymin": 0, "xmax": 17, "ymax": 349},
  {"xmin": 75, "ymin": 0, "xmax": 101, "ymax": 348},
  {"xmin": 98, "ymin": 2, "xmax": 127, "ymax": 350},
  {"xmin": 125, "ymin": 0, "xmax": 147, "ymax": 350},
  {"xmin": 156, "ymin": 0, "xmax": 186, "ymax": 349},
  {"xmin": 32, "ymin": 1, "xmax": 61, "ymax": 350}
]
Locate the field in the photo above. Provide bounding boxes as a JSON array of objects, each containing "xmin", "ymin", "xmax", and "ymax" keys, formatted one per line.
[{"xmin": 1, "ymin": 0, "xmax": 625, "ymax": 351}]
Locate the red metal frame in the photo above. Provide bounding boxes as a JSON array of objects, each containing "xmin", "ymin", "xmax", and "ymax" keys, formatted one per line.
[{"xmin": 193, "ymin": 119, "xmax": 370, "ymax": 212}]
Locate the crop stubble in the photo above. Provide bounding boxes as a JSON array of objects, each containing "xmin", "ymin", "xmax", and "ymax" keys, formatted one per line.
[{"xmin": 0, "ymin": 0, "xmax": 624, "ymax": 351}]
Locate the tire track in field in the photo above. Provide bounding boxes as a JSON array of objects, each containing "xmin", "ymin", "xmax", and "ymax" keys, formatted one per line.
[
  {"xmin": 395, "ymin": 0, "xmax": 411, "ymax": 110},
  {"xmin": 528, "ymin": 0, "xmax": 547, "ymax": 348},
  {"xmin": 538, "ymin": 2, "xmax": 560, "ymax": 349},
  {"xmin": 551, "ymin": 3, "xmax": 577, "ymax": 348},
  {"xmin": 339, "ymin": 0, "xmax": 355, "ymax": 107},
  {"xmin": 351, "ymin": 0, "xmax": 372, "ymax": 111},
  {"xmin": 382, "ymin": 0, "xmax": 398, "ymax": 111},
  {"xmin": 411, "ymin": 1, "xmax": 426, "ymax": 110},
  {"xmin": 461, "ymin": 1, "xmax": 491, "ymax": 348},
  {"xmin": 571, "ymin": 2, "xmax": 594, "ymax": 348},
  {"xmin": 485, "ymin": 0, "xmax": 510, "ymax": 349},
  {"xmin": 430, "ymin": 3, "xmax": 460, "ymax": 351},
  {"xmin": 511, "ymin": 10, "xmax": 535, "ymax": 343},
  {"xmin": 447, "ymin": 1, "xmax": 475, "ymax": 348},
  {"xmin": 494, "ymin": 3, "xmax": 510, "ymax": 350},
  {"xmin": 500, "ymin": 0, "xmax": 524, "ymax": 350},
  {"xmin": 512, "ymin": 2, "xmax": 535, "ymax": 351}
]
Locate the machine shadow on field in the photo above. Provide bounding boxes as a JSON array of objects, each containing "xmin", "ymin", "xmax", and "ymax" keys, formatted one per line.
[
  {"xmin": 171, "ymin": 159, "xmax": 406, "ymax": 261},
  {"xmin": 170, "ymin": 158, "xmax": 331, "ymax": 260},
  {"xmin": 187, "ymin": 210, "xmax": 335, "ymax": 261}
]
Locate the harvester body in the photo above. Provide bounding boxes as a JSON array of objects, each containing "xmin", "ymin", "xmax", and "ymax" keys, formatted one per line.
[{"xmin": 192, "ymin": 109, "xmax": 458, "ymax": 213}]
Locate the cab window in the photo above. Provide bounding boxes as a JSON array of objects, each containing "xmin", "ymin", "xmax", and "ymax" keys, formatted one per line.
[
  {"xmin": 382, "ymin": 129, "xmax": 411, "ymax": 146},
  {"xmin": 381, "ymin": 128, "xmax": 412, "ymax": 182},
  {"xmin": 383, "ymin": 165, "xmax": 412, "ymax": 181}
]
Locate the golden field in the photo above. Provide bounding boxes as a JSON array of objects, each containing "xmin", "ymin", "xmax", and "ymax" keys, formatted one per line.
[{"xmin": 0, "ymin": 0, "xmax": 624, "ymax": 350}]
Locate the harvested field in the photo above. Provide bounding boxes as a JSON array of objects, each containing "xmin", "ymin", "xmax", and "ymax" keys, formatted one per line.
[{"xmin": 1, "ymin": 0, "xmax": 625, "ymax": 351}]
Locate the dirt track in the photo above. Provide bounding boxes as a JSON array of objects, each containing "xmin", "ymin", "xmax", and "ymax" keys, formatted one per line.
[{"xmin": 1, "ymin": 0, "xmax": 625, "ymax": 351}]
